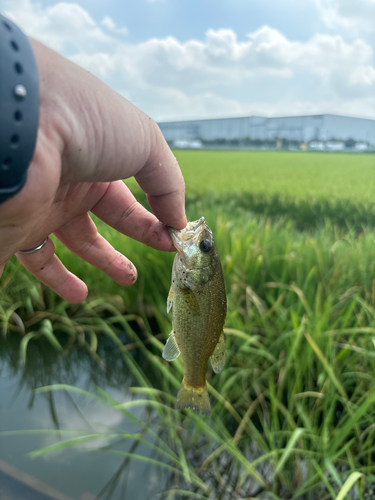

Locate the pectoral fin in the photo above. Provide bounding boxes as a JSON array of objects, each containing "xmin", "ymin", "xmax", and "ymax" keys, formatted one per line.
[
  {"xmin": 162, "ymin": 331, "xmax": 180, "ymax": 361},
  {"xmin": 167, "ymin": 286, "xmax": 173, "ymax": 313},
  {"xmin": 211, "ymin": 332, "xmax": 226, "ymax": 373}
]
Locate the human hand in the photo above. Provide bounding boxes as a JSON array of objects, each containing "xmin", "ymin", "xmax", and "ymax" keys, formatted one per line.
[{"xmin": 0, "ymin": 39, "xmax": 186, "ymax": 303}]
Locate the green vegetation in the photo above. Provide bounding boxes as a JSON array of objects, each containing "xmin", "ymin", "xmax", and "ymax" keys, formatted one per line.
[
  {"xmin": 128, "ymin": 150, "xmax": 375, "ymax": 201},
  {"xmin": 2, "ymin": 151, "xmax": 375, "ymax": 499},
  {"xmin": 129, "ymin": 151, "xmax": 375, "ymax": 229}
]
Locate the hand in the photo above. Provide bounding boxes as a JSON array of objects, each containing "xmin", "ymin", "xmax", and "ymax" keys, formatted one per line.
[{"xmin": 0, "ymin": 39, "xmax": 186, "ymax": 303}]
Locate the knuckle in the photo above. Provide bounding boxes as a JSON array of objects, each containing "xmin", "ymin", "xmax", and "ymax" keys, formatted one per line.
[
  {"xmin": 113, "ymin": 201, "xmax": 138, "ymax": 231},
  {"xmin": 78, "ymin": 232, "xmax": 100, "ymax": 258},
  {"xmin": 101, "ymin": 252, "xmax": 118, "ymax": 273},
  {"xmin": 141, "ymin": 220, "xmax": 157, "ymax": 245}
]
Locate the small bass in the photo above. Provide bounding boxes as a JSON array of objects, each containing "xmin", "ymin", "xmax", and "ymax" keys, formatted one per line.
[{"xmin": 162, "ymin": 217, "xmax": 227, "ymax": 416}]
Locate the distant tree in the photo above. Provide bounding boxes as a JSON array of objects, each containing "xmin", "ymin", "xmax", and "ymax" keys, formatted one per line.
[
  {"xmin": 344, "ymin": 138, "xmax": 356, "ymax": 149},
  {"xmin": 288, "ymin": 139, "xmax": 301, "ymax": 149},
  {"xmin": 216, "ymin": 138, "xmax": 227, "ymax": 145},
  {"xmin": 229, "ymin": 138, "xmax": 239, "ymax": 146},
  {"xmin": 263, "ymin": 139, "xmax": 276, "ymax": 149}
]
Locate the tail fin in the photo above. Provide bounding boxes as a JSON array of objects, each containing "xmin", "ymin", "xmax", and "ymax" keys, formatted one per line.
[{"xmin": 175, "ymin": 379, "xmax": 211, "ymax": 416}]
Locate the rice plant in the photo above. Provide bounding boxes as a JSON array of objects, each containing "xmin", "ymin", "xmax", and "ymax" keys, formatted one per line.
[{"xmin": 2, "ymin": 202, "xmax": 375, "ymax": 498}]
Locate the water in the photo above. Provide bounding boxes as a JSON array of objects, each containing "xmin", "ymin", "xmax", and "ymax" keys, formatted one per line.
[
  {"xmin": 0, "ymin": 334, "xmax": 173, "ymax": 500},
  {"xmin": 1, "ymin": 329, "xmax": 350, "ymax": 500},
  {"xmin": 0, "ymin": 325, "xmax": 308, "ymax": 500}
]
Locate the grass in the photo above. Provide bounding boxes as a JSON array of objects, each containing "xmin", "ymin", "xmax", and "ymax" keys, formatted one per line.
[
  {"xmin": 128, "ymin": 151, "xmax": 375, "ymax": 230},
  {"xmin": 2, "ymin": 151, "xmax": 375, "ymax": 499},
  {"xmin": 127, "ymin": 150, "xmax": 375, "ymax": 201}
]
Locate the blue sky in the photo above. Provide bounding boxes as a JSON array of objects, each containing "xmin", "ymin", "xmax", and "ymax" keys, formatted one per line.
[
  {"xmin": 39, "ymin": 0, "xmax": 321, "ymax": 43},
  {"xmin": 2, "ymin": 0, "xmax": 375, "ymax": 121}
]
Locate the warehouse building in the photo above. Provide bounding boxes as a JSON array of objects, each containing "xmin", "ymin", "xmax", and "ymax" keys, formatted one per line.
[{"xmin": 158, "ymin": 114, "xmax": 375, "ymax": 150}]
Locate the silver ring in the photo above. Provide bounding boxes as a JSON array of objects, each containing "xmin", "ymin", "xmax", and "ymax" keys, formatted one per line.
[{"xmin": 19, "ymin": 238, "xmax": 48, "ymax": 254}]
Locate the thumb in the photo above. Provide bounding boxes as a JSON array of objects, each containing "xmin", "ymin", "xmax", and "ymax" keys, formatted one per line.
[{"xmin": 135, "ymin": 125, "xmax": 187, "ymax": 230}]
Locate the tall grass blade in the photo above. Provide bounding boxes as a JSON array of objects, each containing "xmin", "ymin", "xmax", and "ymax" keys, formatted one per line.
[
  {"xmin": 274, "ymin": 428, "xmax": 304, "ymax": 476},
  {"xmin": 334, "ymin": 472, "xmax": 363, "ymax": 500},
  {"xmin": 159, "ymin": 490, "xmax": 208, "ymax": 499}
]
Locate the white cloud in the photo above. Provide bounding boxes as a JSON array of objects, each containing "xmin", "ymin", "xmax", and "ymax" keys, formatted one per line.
[
  {"xmin": 3, "ymin": 0, "xmax": 115, "ymax": 52},
  {"xmin": 101, "ymin": 15, "xmax": 116, "ymax": 30},
  {"xmin": 315, "ymin": 0, "xmax": 375, "ymax": 35},
  {"xmin": 101, "ymin": 15, "xmax": 128, "ymax": 36},
  {"xmin": 141, "ymin": 90, "xmax": 375, "ymax": 122},
  {"xmin": 3, "ymin": 0, "xmax": 375, "ymax": 120},
  {"xmin": 349, "ymin": 66, "xmax": 375, "ymax": 87},
  {"xmin": 70, "ymin": 26, "xmax": 372, "ymax": 90},
  {"xmin": 70, "ymin": 26, "xmax": 375, "ymax": 113}
]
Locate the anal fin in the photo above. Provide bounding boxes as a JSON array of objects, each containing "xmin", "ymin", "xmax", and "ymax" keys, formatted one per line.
[
  {"xmin": 211, "ymin": 331, "xmax": 226, "ymax": 373},
  {"xmin": 162, "ymin": 330, "xmax": 180, "ymax": 361}
]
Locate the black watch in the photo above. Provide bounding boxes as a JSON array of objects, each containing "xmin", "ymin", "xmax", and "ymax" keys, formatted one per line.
[{"xmin": 0, "ymin": 14, "xmax": 39, "ymax": 204}]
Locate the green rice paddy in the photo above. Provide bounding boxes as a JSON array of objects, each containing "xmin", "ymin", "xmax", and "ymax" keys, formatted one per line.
[
  {"xmin": 2, "ymin": 150, "xmax": 375, "ymax": 499},
  {"xmin": 128, "ymin": 150, "xmax": 375, "ymax": 201}
]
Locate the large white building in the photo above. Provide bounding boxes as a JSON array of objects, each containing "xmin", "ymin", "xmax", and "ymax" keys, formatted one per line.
[{"xmin": 158, "ymin": 114, "xmax": 375, "ymax": 148}]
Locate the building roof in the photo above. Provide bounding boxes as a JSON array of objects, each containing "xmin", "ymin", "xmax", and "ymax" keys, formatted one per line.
[{"xmin": 158, "ymin": 113, "xmax": 375, "ymax": 124}]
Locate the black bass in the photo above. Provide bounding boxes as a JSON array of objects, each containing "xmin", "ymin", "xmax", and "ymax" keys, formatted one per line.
[{"xmin": 163, "ymin": 217, "xmax": 227, "ymax": 416}]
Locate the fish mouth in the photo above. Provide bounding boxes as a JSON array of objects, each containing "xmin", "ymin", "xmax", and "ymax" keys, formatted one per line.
[{"xmin": 168, "ymin": 217, "xmax": 207, "ymax": 251}]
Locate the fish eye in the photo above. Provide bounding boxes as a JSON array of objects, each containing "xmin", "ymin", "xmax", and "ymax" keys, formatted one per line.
[{"xmin": 199, "ymin": 239, "xmax": 212, "ymax": 253}]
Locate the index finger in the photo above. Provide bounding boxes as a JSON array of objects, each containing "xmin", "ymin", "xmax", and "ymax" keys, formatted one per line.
[{"xmin": 92, "ymin": 181, "xmax": 177, "ymax": 251}]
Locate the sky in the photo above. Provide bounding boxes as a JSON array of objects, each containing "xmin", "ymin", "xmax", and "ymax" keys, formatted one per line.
[{"xmin": 1, "ymin": 0, "xmax": 375, "ymax": 122}]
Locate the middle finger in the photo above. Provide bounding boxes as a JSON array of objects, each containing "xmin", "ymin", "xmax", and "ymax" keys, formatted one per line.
[{"xmin": 54, "ymin": 213, "xmax": 138, "ymax": 286}]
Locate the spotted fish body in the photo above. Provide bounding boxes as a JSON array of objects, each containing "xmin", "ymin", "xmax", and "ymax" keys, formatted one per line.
[{"xmin": 162, "ymin": 217, "xmax": 227, "ymax": 416}]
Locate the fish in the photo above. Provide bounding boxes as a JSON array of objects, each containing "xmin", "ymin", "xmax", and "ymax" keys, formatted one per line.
[{"xmin": 162, "ymin": 217, "xmax": 227, "ymax": 416}]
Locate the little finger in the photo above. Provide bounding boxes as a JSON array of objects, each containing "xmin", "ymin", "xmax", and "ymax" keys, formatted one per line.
[{"xmin": 16, "ymin": 238, "xmax": 88, "ymax": 303}]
